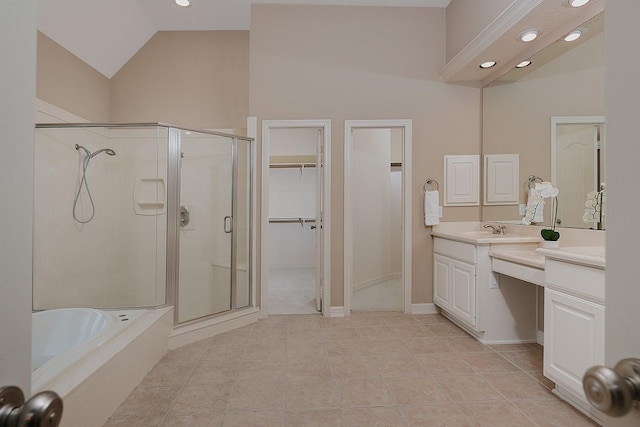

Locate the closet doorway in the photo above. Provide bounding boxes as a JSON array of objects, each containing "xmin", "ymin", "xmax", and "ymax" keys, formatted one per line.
[
  {"xmin": 344, "ymin": 120, "xmax": 412, "ymax": 314},
  {"xmin": 261, "ymin": 120, "xmax": 331, "ymax": 316}
]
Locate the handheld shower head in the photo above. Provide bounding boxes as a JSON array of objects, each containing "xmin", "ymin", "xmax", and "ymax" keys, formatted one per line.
[
  {"xmin": 88, "ymin": 148, "xmax": 117, "ymax": 159},
  {"xmin": 75, "ymin": 144, "xmax": 116, "ymax": 158}
]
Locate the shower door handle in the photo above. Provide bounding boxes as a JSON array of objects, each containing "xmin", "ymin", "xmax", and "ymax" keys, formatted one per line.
[
  {"xmin": 0, "ymin": 385, "xmax": 63, "ymax": 427},
  {"xmin": 224, "ymin": 216, "xmax": 233, "ymax": 233}
]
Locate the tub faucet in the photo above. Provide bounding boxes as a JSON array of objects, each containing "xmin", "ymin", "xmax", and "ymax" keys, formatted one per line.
[{"xmin": 484, "ymin": 224, "xmax": 506, "ymax": 235}]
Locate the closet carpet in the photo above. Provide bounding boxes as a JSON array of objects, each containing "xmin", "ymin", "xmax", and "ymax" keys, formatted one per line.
[{"xmin": 268, "ymin": 267, "xmax": 318, "ymax": 314}]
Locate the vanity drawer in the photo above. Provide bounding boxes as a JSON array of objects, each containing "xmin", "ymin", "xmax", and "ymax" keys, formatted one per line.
[
  {"xmin": 434, "ymin": 238, "xmax": 476, "ymax": 264},
  {"xmin": 545, "ymin": 259, "xmax": 605, "ymax": 301}
]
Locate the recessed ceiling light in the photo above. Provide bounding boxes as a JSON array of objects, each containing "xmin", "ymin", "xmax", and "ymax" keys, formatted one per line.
[
  {"xmin": 175, "ymin": 0, "xmax": 190, "ymax": 7},
  {"xmin": 520, "ymin": 30, "xmax": 539, "ymax": 42},
  {"xmin": 479, "ymin": 61, "xmax": 497, "ymax": 69},
  {"xmin": 564, "ymin": 30, "xmax": 582, "ymax": 42},
  {"xmin": 568, "ymin": 0, "xmax": 590, "ymax": 7},
  {"xmin": 516, "ymin": 60, "xmax": 532, "ymax": 68}
]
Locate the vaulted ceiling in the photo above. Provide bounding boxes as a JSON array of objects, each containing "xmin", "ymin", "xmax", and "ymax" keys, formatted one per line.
[{"xmin": 37, "ymin": 0, "xmax": 450, "ymax": 78}]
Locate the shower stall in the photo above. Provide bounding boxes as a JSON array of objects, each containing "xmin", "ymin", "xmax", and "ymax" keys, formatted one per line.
[{"xmin": 33, "ymin": 123, "xmax": 253, "ymax": 324}]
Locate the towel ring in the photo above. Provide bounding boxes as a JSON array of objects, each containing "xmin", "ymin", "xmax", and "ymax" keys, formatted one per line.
[
  {"xmin": 423, "ymin": 178, "xmax": 439, "ymax": 192},
  {"xmin": 528, "ymin": 175, "xmax": 543, "ymax": 189}
]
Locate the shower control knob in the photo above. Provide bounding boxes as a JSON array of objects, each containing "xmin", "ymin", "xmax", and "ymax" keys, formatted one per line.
[{"xmin": 0, "ymin": 386, "xmax": 63, "ymax": 427}]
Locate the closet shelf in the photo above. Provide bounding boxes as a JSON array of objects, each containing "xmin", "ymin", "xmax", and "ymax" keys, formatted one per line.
[{"xmin": 270, "ymin": 155, "xmax": 317, "ymax": 169}]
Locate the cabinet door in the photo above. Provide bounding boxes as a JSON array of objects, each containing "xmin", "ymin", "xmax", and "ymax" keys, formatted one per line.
[
  {"xmin": 433, "ymin": 254, "xmax": 451, "ymax": 309},
  {"xmin": 450, "ymin": 259, "xmax": 476, "ymax": 326},
  {"xmin": 544, "ymin": 288, "xmax": 605, "ymax": 399}
]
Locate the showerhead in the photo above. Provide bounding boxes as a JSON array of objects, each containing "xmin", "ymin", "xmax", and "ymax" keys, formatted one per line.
[
  {"xmin": 102, "ymin": 148, "xmax": 117, "ymax": 156},
  {"xmin": 83, "ymin": 147, "xmax": 117, "ymax": 159}
]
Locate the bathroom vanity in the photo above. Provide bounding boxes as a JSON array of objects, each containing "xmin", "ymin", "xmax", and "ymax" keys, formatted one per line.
[
  {"xmin": 431, "ymin": 222, "xmax": 540, "ymax": 343},
  {"xmin": 538, "ymin": 245, "xmax": 605, "ymax": 419},
  {"xmin": 431, "ymin": 222, "xmax": 606, "ymax": 423}
]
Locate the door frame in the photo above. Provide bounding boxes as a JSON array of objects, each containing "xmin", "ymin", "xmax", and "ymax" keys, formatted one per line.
[
  {"xmin": 261, "ymin": 119, "xmax": 331, "ymax": 317},
  {"xmin": 344, "ymin": 119, "xmax": 412, "ymax": 315}
]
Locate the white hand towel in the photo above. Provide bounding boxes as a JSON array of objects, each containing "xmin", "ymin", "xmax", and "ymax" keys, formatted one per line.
[
  {"xmin": 526, "ymin": 189, "xmax": 544, "ymax": 223},
  {"xmin": 424, "ymin": 190, "xmax": 440, "ymax": 226}
]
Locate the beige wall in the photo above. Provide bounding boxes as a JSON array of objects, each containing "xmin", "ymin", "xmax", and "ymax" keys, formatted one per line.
[
  {"xmin": 249, "ymin": 4, "xmax": 482, "ymax": 307},
  {"xmin": 483, "ymin": 32, "xmax": 605, "ymax": 222},
  {"xmin": 37, "ymin": 32, "xmax": 110, "ymax": 122},
  {"xmin": 446, "ymin": 0, "xmax": 515, "ymax": 62},
  {"xmin": 110, "ymin": 31, "xmax": 249, "ymax": 130}
]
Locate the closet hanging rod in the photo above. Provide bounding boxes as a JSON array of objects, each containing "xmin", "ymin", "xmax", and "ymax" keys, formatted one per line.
[
  {"xmin": 269, "ymin": 163, "xmax": 316, "ymax": 169},
  {"xmin": 269, "ymin": 217, "xmax": 316, "ymax": 224}
]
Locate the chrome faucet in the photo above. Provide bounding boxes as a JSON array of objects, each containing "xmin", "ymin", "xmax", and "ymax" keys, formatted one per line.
[{"xmin": 484, "ymin": 224, "xmax": 506, "ymax": 235}]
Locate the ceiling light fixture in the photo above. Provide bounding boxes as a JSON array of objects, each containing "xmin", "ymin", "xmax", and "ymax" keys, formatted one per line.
[
  {"xmin": 520, "ymin": 30, "xmax": 539, "ymax": 42},
  {"xmin": 564, "ymin": 30, "xmax": 582, "ymax": 42},
  {"xmin": 568, "ymin": 0, "xmax": 590, "ymax": 7},
  {"xmin": 479, "ymin": 61, "xmax": 497, "ymax": 69},
  {"xmin": 175, "ymin": 0, "xmax": 190, "ymax": 7},
  {"xmin": 516, "ymin": 60, "xmax": 532, "ymax": 68}
]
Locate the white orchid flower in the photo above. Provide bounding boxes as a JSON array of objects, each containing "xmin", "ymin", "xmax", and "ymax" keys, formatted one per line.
[
  {"xmin": 535, "ymin": 182, "xmax": 559, "ymax": 198},
  {"xmin": 583, "ymin": 189, "xmax": 606, "ymax": 224}
]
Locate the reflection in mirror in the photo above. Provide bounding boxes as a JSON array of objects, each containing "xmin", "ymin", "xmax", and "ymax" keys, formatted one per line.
[
  {"xmin": 552, "ymin": 116, "xmax": 605, "ymax": 230},
  {"xmin": 482, "ymin": 13, "xmax": 604, "ymax": 230}
]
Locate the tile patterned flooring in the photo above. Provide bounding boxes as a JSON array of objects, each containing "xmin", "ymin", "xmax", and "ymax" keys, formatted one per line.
[
  {"xmin": 105, "ymin": 312, "xmax": 598, "ymax": 427},
  {"xmin": 352, "ymin": 278, "xmax": 402, "ymax": 312}
]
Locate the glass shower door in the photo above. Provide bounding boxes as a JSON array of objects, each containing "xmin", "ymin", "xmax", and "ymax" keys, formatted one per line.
[{"xmin": 177, "ymin": 131, "xmax": 233, "ymax": 323}]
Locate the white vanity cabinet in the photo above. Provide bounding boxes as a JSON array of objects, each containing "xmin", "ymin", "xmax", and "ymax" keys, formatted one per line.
[
  {"xmin": 433, "ymin": 254, "xmax": 477, "ymax": 326},
  {"xmin": 433, "ymin": 238, "xmax": 477, "ymax": 328},
  {"xmin": 543, "ymin": 258, "xmax": 605, "ymax": 416}
]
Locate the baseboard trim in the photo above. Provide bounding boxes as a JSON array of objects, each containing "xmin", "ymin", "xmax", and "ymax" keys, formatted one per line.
[
  {"xmin": 329, "ymin": 306, "xmax": 346, "ymax": 317},
  {"xmin": 412, "ymin": 303, "xmax": 438, "ymax": 315},
  {"xmin": 168, "ymin": 307, "xmax": 259, "ymax": 349}
]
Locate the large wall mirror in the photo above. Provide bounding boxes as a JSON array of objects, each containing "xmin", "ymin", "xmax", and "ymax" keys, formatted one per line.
[{"xmin": 482, "ymin": 12, "xmax": 605, "ymax": 230}]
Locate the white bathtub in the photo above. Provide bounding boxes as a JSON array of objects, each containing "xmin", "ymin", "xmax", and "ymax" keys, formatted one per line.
[
  {"xmin": 32, "ymin": 308, "xmax": 142, "ymax": 391},
  {"xmin": 31, "ymin": 307, "xmax": 173, "ymax": 427}
]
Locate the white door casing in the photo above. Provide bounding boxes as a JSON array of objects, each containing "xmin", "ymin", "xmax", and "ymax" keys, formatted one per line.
[{"xmin": 315, "ymin": 130, "xmax": 323, "ymax": 311}]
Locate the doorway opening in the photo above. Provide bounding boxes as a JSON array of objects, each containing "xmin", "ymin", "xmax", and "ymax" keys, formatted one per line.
[
  {"xmin": 261, "ymin": 120, "xmax": 331, "ymax": 316},
  {"xmin": 344, "ymin": 120, "xmax": 412, "ymax": 315}
]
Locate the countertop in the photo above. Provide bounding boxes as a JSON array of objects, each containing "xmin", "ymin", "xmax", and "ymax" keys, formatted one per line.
[
  {"xmin": 489, "ymin": 248, "xmax": 545, "ymax": 270},
  {"xmin": 431, "ymin": 229, "xmax": 542, "ymax": 245},
  {"xmin": 536, "ymin": 246, "xmax": 606, "ymax": 269}
]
